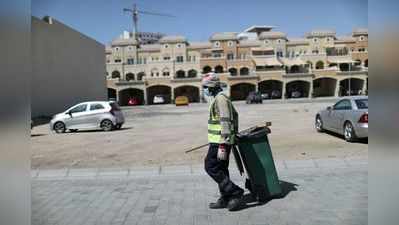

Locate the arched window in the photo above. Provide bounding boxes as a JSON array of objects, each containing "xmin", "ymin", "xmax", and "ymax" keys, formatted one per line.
[
  {"xmin": 187, "ymin": 70, "xmax": 197, "ymax": 78},
  {"xmin": 162, "ymin": 68, "xmax": 170, "ymax": 76},
  {"xmin": 137, "ymin": 72, "xmax": 145, "ymax": 81},
  {"xmin": 228, "ymin": 68, "xmax": 238, "ymax": 76},
  {"xmin": 214, "ymin": 65, "xmax": 224, "ymax": 73},
  {"xmin": 111, "ymin": 70, "xmax": 120, "ymax": 79},
  {"xmin": 339, "ymin": 63, "xmax": 350, "ymax": 71},
  {"xmin": 176, "ymin": 70, "xmax": 185, "ymax": 78},
  {"xmin": 151, "ymin": 68, "xmax": 159, "ymax": 77},
  {"xmin": 125, "ymin": 73, "xmax": 135, "ymax": 81},
  {"xmin": 290, "ymin": 65, "xmax": 300, "ymax": 73},
  {"xmin": 202, "ymin": 66, "xmax": 212, "ymax": 74},
  {"xmin": 315, "ymin": 61, "xmax": 324, "ymax": 70},
  {"xmin": 240, "ymin": 67, "xmax": 249, "ymax": 76}
]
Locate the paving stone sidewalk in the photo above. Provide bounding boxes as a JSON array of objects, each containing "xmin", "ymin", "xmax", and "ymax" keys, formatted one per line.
[{"xmin": 32, "ymin": 158, "xmax": 368, "ymax": 225}]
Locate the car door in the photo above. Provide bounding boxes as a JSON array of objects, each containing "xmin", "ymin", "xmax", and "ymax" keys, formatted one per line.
[
  {"xmin": 87, "ymin": 103, "xmax": 107, "ymax": 128},
  {"xmin": 330, "ymin": 99, "xmax": 352, "ymax": 133},
  {"xmin": 67, "ymin": 104, "xmax": 89, "ymax": 129}
]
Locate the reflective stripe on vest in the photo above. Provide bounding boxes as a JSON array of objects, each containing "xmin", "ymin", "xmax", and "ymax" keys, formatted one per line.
[
  {"xmin": 207, "ymin": 93, "xmax": 237, "ymax": 144},
  {"xmin": 208, "ymin": 97, "xmax": 222, "ymax": 143}
]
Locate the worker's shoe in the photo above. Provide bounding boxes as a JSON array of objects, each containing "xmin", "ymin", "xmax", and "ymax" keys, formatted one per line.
[
  {"xmin": 227, "ymin": 195, "xmax": 244, "ymax": 211},
  {"xmin": 209, "ymin": 197, "xmax": 228, "ymax": 209}
]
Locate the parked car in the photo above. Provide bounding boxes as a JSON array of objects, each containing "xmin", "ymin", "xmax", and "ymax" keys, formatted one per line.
[
  {"xmin": 153, "ymin": 95, "xmax": 165, "ymax": 104},
  {"xmin": 271, "ymin": 90, "xmax": 281, "ymax": 99},
  {"xmin": 50, "ymin": 101, "xmax": 125, "ymax": 133},
  {"xmin": 175, "ymin": 96, "xmax": 189, "ymax": 106},
  {"xmin": 128, "ymin": 97, "xmax": 140, "ymax": 106},
  {"xmin": 246, "ymin": 91, "xmax": 263, "ymax": 104},
  {"xmin": 291, "ymin": 90, "xmax": 302, "ymax": 98},
  {"xmin": 315, "ymin": 96, "xmax": 368, "ymax": 142},
  {"xmin": 261, "ymin": 93, "xmax": 270, "ymax": 99}
]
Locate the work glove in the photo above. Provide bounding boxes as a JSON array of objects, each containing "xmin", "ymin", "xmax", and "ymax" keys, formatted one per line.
[{"xmin": 217, "ymin": 144, "xmax": 228, "ymax": 161}]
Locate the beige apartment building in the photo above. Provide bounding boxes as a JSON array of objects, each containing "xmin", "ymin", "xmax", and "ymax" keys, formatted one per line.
[{"xmin": 106, "ymin": 26, "xmax": 368, "ymax": 105}]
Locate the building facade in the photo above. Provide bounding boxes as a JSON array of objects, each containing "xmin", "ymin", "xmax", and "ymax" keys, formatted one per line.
[
  {"xmin": 32, "ymin": 16, "xmax": 107, "ymax": 117},
  {"xmin": 106, "ymin": 26, "xmax": 368, "ymax": 105}
]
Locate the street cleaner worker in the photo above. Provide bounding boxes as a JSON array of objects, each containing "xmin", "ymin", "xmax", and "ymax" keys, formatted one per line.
[{"xmin": 202, "ymin": 72, "xmax": 244, "ymax": 211}]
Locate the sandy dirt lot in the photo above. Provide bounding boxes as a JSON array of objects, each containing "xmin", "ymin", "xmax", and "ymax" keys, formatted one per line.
[{"xmin": 31, "ymin": 99, "xmax": 368, "ymax": 169}]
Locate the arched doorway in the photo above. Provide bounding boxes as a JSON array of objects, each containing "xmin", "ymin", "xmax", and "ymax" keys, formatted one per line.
[
  {"xmin": 111, "ymin": 70, "xmax": 121, "ymax": 79},
  {"xmin": 258, "ymin": 80, "xmax": 283, "ymax": 99},
  {"xmin": 313, "ymin": 78, "xmax": 337, "ymax": 97},
  {"xmin": 107, "ymin": 88, "xmax": 117, "ymax": 100},
  {"xmin": 187, "ymin": 69, "xmax": 197, "ymax": 78},
  {"xmin": 286, "ymin": 80, "xmax": 310, "ymax": 98},
  {"xmin": 174, "ymin": 86, "xmax": 200, "ymax": 103},
  {"xmin": 176, "ymin": 70, "xmax": 186, "ymax": 78},
  {"xmin": 125, "ymin": 73, "xmax": 135, "ymax": 81},
  {"xmin": 228, "ymin": 68, "xmax": 238, "ymax": 76},
  {"xmin": 339, "ymin": 78, "xmax": 365, "ymax": 96},
  {"xmin": 147, "ymin": 85, "xmax": 172, "ymax": 104},
  {"xmin": 118, "ymin": 88, "xmax": 144, "ymax": 106},
  {"xmin": 315, "ymin": 61, "xmax": 324, "ymax": 69},
  {"xmin": 240, "ymin": 67, "xmax": 249, "ymax": 76},
  {"xmin": 202, "ymin": 66, "xmax": 212, "ymax": 74},
  {"xmin": 230, "ymin": 83, "xmax": 256, "ymax": 101},
  {"xmin": 215, "ymin": 65, "xmax": 224, "ymax": 73},
  {"xmin": 364, "ymin": 59, "xmax": 368, "ymax": 67}
]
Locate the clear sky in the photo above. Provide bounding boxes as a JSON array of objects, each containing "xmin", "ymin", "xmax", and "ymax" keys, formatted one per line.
[{"xmin": 32, "ymin": 0, "xmax": 368, "ymax": 44}]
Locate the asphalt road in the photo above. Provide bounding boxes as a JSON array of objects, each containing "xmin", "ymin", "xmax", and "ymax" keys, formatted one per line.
[{"xmin": 31, "ymin": 99, "xmax": 368, "ymax": 169}]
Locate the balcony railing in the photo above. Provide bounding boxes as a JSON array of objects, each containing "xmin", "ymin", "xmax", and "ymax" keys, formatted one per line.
[
  {"xmin": 114, "ymin": 80, "xmax": 145, "ymax": 85},
  {"xmin": 171, "ymin": 77, "xmax": 201, "ymax": 82},
  {"xmin": 200, "ymin": 55, "xmax": 226, "ymax": 60}
]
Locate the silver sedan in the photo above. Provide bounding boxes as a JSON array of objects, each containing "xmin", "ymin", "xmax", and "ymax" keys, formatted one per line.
[{"xmin": 315, "ymin": 96, "xmax": 368, "ymax": 142}]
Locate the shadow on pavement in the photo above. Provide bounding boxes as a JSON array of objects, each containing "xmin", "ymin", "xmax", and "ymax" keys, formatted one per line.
[
  {"xmin": 67, "ymin": 127, "xmax": 133, "ymax": 133},
  {"xmin": 234, "ymin": 180, "xmax": 298, "ymax": 211},
  {"xmin": 30, "ymin": 134, "xmax": 46, "ymax": 137}
]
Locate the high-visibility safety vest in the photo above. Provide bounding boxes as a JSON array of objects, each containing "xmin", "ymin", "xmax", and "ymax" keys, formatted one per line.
[{"xmin": 208, "ymin": 93, "xmax": 239, "ymax": 144}]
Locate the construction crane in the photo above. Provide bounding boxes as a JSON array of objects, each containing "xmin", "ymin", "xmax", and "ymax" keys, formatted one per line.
[{"xmin": 123, "ymin": 3, "xmax": 175, "ymax": 44}]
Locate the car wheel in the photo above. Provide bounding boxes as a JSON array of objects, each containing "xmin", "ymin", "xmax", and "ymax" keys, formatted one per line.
[
  {"xmin": 344, "ymin": 122, "xmax": 356, "ymax": 142},
  {"xmin": 53, "ymin": 122, "xmax": 66, "ymax": 134},
  {"xmin": 101, "ymin": 119, "xmax": 114, "ymax": 132},
  {"xmin": 315, "ymin": 115, "xmax": 324, "ymax": 132}
]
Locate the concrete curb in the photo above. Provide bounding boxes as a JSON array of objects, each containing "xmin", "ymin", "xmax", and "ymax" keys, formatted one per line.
[{"xmin": 32, "ymin": 157, "xmax": 367, "ymax": 180}]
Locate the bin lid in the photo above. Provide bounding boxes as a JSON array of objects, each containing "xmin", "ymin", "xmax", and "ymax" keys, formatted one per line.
[{"xmin": 237, "ymin": 126, "xmax": 270, "ymax": 140}]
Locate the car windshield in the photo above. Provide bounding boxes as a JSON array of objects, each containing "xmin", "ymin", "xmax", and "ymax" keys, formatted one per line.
[{"xmin": 355, "ymin": 99, "xmax": 368, "ymax": 109}]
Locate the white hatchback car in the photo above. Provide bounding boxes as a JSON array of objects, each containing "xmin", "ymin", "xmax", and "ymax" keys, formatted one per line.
[
  {"xmin": 50, "ymin": 101, "xmax": 125, "ymax": 133},
  {"xmin": 153, "ymin": 95, "xmax": 165, "ymax": 104}
]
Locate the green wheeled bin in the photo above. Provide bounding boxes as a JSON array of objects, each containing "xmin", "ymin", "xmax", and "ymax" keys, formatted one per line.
[{"xmin": 233, "ymin": 126, "xmax": 282, "ymax": 202}]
